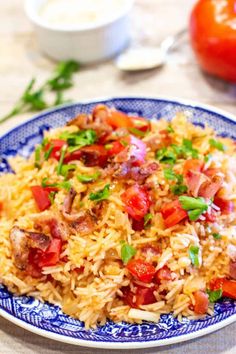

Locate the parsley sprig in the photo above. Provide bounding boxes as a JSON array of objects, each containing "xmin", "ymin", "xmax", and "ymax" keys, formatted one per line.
[
  {"xmin": 0, "ymin": 60, "xmax": 79, "ymax": 124},
  {"xmin": 156, "ymin": 139, "xmax": 199, "ymax": 165},
  {"xmin": 164, "ymin": 168, "xmax": 187, "ymax": 196},
  {"xmin": 89, "ymin": 184, "xmax": 110, "ymax": 202}
]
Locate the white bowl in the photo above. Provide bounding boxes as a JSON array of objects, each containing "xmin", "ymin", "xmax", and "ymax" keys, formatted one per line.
[{"xmin": 25, "ymin": 0, "xmax": 134, "ymax": 64}]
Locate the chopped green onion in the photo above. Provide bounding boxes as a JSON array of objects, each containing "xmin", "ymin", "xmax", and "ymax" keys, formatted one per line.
[
  {"xmin": 207, "ymin": 288, "xmax": 222, "ymax": 303},
  {"xmin": 34, "ymin": 146, "xmax": 41, "ymax": 169},
  {"xmin": 209, "ymin": 138, "xmax": 226, "ymax": 152},
  {"xmin": 44, "ymin": 144, "xmax": 54, "ymax": 160},
  {"xmin": 48, "ymin": 191, "xmax": 56, "ymax": 204},
  {"xmin": 212, "ymin": 233, "xmax": 221, "ymax": 240},
  {"xmin": 77, "ymin": 171, "xmax": 100, "ymax": 183},
  {"xmin": 60, "ymin": 164, "xmax": 76, "ymax": 178},
  {"xmin": 144, "ymin": 213, "xmax": 153, "ymax": 226},
  {"xmin": 120, "ymin": 140, "xmax": 129, "ymax": 147},
  {"xmin": 57, "ymin": 145, "xmax": 67, "ymax": 176},
  {"xmin": 179, "ymin": 196, "xmax": 208, "ymax": 212},
  {"xmin": 120, "ymin": 241, "xmax": 137, "ymax": 264},
  {"xmin": 89, "ymin": 184, "xmax": 110, "ymax": 202},
  {"xmin": 41, "ymin": 177, "xmax": 71, "ymax": 191},
  {"xmin": 188, "ymin": 245, "xmax": 200, "ymax": 267},
  {"xmin": 128, "ymin": 127, "xmax": 146, "ymax": 137},
  {"xmin": 41, "ymin": 137, "xmax": 49, "ymax": 148}
]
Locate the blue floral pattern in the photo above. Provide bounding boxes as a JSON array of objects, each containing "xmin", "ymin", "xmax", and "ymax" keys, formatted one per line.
[{"xmin": 0, "ymin": 97, "xmax": 236, "ymax": 346}]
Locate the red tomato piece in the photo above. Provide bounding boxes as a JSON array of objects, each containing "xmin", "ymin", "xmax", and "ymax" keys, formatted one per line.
[
  {"xmin": 31, "ymin": 186, "xmax": 51, "ymax": 211},
  {"xmin": 106, "ymin": 110, "xmax": 133, "ymax": 129},
  {"xmin": 214, "ymin": 196, "xmax": 234, "ymax": 215},
  {"xmin": 210, "ymin": 277, "xmax": 236, "ymax": 300},
  {"xmin": 131, "ymin": 218, "xmax": 145, "ymax": 231},
  {"xmin": 189, "ymin": 0, "xmax": 236, "ymax": 82},
  {"xmin": 155, "ymin": 266, "xmax": 172, "ymax": 282},
  {"xmin": 122, "ymin": 286, "xmax": 156, "ymax": 308},
  {"xmin": 44, "ymin": 139, "xmax": 67, "ymax": 160},
  {"xmin": 106, "ymin": 141, "xmax": 125, "ymax": 156},
  {"xmin": 130, "ymin": 116, "xmax": 150, "ymax": 132},
  {"xmin": 127, "ymin": 259, "xmax": 156, "ymax": 283},
  {"xmin": 121, "ymin": 185, "xmax": 151, "ymax": 221},
  {"xmin": 183, "ymin": 159, "xmax": 204, "ymax": 176},
  {"xmin": 38, "ymin": 238, "xmax": 62, "ymax": 268},
  {"xmin": 160, "ymin": 200, "xmax": 188, "ymax": 228},
  {"xmin": 193, "ymin": 290, "xmax": 209, "ymax": 315}
]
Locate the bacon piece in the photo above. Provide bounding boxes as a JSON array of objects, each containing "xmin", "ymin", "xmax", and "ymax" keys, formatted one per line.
[
  {"xmin": 10, "ymin": 226, "xmax": 50, "ymax": 270},
  {"xmin": 185, "ymin": 170, "xmax": 209, "ymax": 197},
  {"xmin": 115, "ymin": 162, "xmax": 158, "ymax": 184},
  {"xmin": 70, "ymin": 212, "xmax": 95, "ymax": 235},
  {"xmin": 32, "ymin": 213, "xmax": 69, "ymax": 241},
  {"xmin": 198, "ymin": 174, "xmax": 223, "ymax": 199},
  {"xmin": 63, "ymin": 188, "xmax": 77, "ymax": 215}
]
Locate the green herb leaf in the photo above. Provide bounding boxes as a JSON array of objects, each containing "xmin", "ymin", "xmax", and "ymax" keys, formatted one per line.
[
  {"xmin": 156, "ymin": 148, "xmax": 176, "ymax": 165},
  {"xmin": 47, "ymin": 60, "xmax": 80, "ymax": 91},
  {"xmin": 34, "ymin": 146, "xmax": 41, "ymax": 169},
  {"xmin": 121, "ymin": 242, "xmax": 137, "ymax": 264},
  {"xmin": 182, "ymin": 139, "xmax": 199, "ymax": 158},
  {"xmin": 57, "ymin": 145, "xmax": 67, "ymax": 176},
  {"xmin": 204, "ymin": 154, "xmax": 212, "ymax": 163},
  {"xmin": 144, "ymin": 213, "xmax": 153, "ymax": 226},
  {"xmin": 164, "ymin": 168, "xmax": 176, "ymax": 180},
  {"xmin": 209, "ymin": 138, "xmax": 226, "ymax": 152},
  {"xmin": 212, "ymin": 233, "xmax": 221, "ymax": 240},
  {"xmin": 207, "ymin": 288, "xmax": 222, "ymax": 303},
  {"xmin": 89, "ymin": 184, "xmax": 110, "ymax": 202},
  {"xmin": 77, "ymin": 171, "xmax": 100, "ymax": 183},
  {"xmin": 179, "ymin": 196, "xmax": 208, "ymax": 212},
  {"xmin": 60, "ymin": 129, "xmax": 97, "ymax": 151},
  {"xmin": 41, "ymin": 178, "xmax": 71, "ymax": 191},
  {"xmin": 167, "ymin": 124, "xmax": 174, "ymax": 133},
  {"xmin": 120, "ymin": 140, "xmax": 129, "ymax": 147},
  {"xmin": 188, "ymin": 245, "xmax": 200, "ymax": 267},
  {"xmin": 170, "ymin": 184, "xmax": 187, "ymax": 195}
]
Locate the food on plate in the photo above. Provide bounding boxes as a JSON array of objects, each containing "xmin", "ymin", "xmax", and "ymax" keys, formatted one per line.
[
  {"xmin": 0, "ymin": 104, "xmax": 236, "ymax": 329},
  {"xmin": 189, "ymin": 0, "xmax": 236, "ymax": 82}
]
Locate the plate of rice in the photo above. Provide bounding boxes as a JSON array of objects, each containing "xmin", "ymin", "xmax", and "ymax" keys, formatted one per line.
[{"xmin": 0, "ymin": 96, "xmax": 236, "ymax": 349}]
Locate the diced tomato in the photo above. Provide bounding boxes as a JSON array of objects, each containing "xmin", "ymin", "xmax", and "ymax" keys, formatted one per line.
[
  {"xmin": 130, "ymin": 116, "xmax": 150, "ymax": 132},
  {"xmin": 183, "ymin": 159, "xmax": 204, "ymax": 176},
  {"xmin": 38, "ymin": 238, "xmax": 62, "ymax": 268},
  {"xmin": 31, "ymin": 186, "xmax": 51, "ymax": 211},
  {"xmin": 214, "ymin": 196, "xmax": 234, "ymax": 215},
  {"xmin": 0, "ymin": 201, "xmax": 3, "ymax": 214},
  {"xmin": 44, "ymin": 139, "xmax": 67, "ymax": 161},
  {"xmin": 106, "ymin": 110, "xmax": 133, "ymax": 129},
  {"xmin": 160, "ymin": 200, "xmax": 188, "ymax": 228},
  {"xmin": 121, "ymin": 185, "xmax": 151, "ymax": 221},
  {"xmin": 210, "ymin": 277, "xmax": 236, "ymax": 300},
  {"xmin": 122, "ymin": 285, "xmax": 156, "ymax": 308},
  {"xmin": 193, "ymin": 290, "xmax": 209, "ymax": 315},
  {"xmin": 127, "ymin": 259, "xmax": 156, "ymax": 283},
  {"xmin": 107, "ymin": 141, "xmax": 125, "ymax": 157},
  {"xmin": 155, "ymin": 266, "xmax": 172, "ymax": 282}
]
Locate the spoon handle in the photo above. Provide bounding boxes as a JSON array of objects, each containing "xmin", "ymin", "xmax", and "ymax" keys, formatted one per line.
[{"xmin": 160, "ymin": 28, "xmax": 187, "ymax": 53}]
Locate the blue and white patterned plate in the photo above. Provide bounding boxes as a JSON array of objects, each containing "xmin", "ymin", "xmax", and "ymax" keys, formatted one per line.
[{"xmin": 0, "ymin": 97, "xmax": 236, "ymax": 349}]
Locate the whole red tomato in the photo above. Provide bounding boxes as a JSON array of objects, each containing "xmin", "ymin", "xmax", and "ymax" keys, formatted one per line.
[{"xmin": 189, "ymin": 0, "xmax": 236, "ymax": 82}]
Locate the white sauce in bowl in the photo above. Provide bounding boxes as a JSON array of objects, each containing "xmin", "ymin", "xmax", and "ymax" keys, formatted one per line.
[{"xmin": 39, "ymin": 0, "xmax": 128, "ymax": 28}]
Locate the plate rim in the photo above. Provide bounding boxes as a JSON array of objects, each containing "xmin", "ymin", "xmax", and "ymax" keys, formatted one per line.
[{"xmin": 0, "ymin": 95, "xmax": 236, "ymax": 349}]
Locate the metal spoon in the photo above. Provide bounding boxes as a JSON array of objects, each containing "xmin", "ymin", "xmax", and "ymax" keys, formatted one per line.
[{"xmin": 116, "ymin": 29, "xmax": 187, "ymax": 71}]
